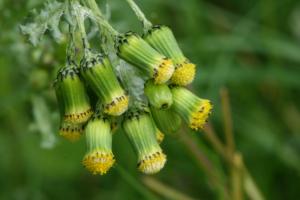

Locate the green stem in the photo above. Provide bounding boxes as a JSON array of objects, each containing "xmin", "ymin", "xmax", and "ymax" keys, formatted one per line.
[
  {"xmin": 86, "ymin": 0, "xmax": 119, "ymax": 36},
  {"xmin": 125, "ymin": 0, "xmax": 152, "ymax": 31},
  {"xmin": 71, "ymin": 0, "xmax": 90, "ymax": 50},
  {"xmin": 66, "ymin": 24, "xmax": 76, "ymax": 64},
  {"xmin": 142, "ymin": 176, "xmax": 196, "ymax": 200}
]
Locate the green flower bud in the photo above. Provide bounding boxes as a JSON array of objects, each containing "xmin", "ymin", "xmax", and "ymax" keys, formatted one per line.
[
  {"xmin": 122, "ymin": 106, "xmax": 166, "ymax": 174},
  {"xmin": 150, "ymin": 107, "xmax": 182, "ymax": 134},
  {"xmin": 143, "ymin": 25, "xmax": 196, "ymax": 86},
  {"xmin": 171, "ymin": 87, "xmax": 212, "ymax": 131},
  {"xmin": 54, "ymin": 66, "xmax": 93, "ymax": 124},
  {"xmin": 59, "ymin": 121, "xmax": 84, "ymax": 142},
  {"xmin": 82, "ymin": 112, "xmax": 115, "ymax": 175},
  {"xmin": 116, "ymin": 32, "xmax": 175, "ymax": 84},
  {"xmin": 80, "ymin": 52, "xmax": 129, "ymax": 116},
  {"xmin": 144, "ymin": 80, "xmax": 173, "ymax": 109}
]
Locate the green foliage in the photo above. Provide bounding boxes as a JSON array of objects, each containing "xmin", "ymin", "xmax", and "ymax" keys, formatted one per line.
[{"xmin": 20, "ymin": 1, "xmax": 66, "ymax": 45}]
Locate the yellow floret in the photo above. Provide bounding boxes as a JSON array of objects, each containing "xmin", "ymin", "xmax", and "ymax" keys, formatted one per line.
[
  {"xmin": 64, "ymin": 108, "xmax": 93, "ymax": 124},
  {"xmin": 189, "ymin": 100, "xmax": 213, "ymax": 130},
  {"xmin": 154, "ymin": 58, "xmax": 175, "ymax": 84},
  {"xmin": 59, "ymin": 123, "xmax": 83, "ymax": 142},
  {"xmin": 138, "ymin": 151, "xmax": 167, "ymax": 174},
  {"xmin": 82, "ymin": 151, "xmax": 115, "ymax": 175},
  {"xmin": 171, "ymin": 62, "xmax": 196, "ymax": 86},
  {"xmin": 156, "ymin": 130, "xmax": 165, "ymax": 144},
  {"xmin": 104, "ymin": 95, "xmax": 129, "ymax": 116}
]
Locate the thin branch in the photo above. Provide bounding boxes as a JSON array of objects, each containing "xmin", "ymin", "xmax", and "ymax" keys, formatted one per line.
[
  {"xmin": 72, "ymin": 0, "xmax": 90, "ymax": 49},
  {"xmin": 142, "ymin": 176, "xmax": 197, "ymax": 200},
  {"xmin": 220, "ymin": 87, "xmax": 235, "ymax": 159},
  {"xmin": 231, "ymin": 153, "xmax": 244, "ymax": 200},
  {"xmin": 203, "ymin": 123, "xmax": 228, "ymax": 160},
  {"xmin": 125, "ymin": 0, "xmax": 153, "ymax": 31},
  {"xmin": 86, "ymin": 0, "xmax": 119, "ymax": 36}
]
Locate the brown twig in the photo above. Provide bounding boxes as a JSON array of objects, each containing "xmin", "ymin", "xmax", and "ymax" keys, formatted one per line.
[{"xmin": 220, "ymin": 87, "xmax": 235, "ymax": 159}]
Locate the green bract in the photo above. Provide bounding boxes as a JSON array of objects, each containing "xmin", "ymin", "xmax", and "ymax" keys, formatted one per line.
[
  {"xmin": 54, "ymin": 65, "xmax": 93, "ymax": 124},
  {"xmin": 143, "ymin": 25, "xmax": 196, "ymax": 86},
  {"xmin": 116, "ymin": 32, "xmax": 175, "ymax": 84},
  {"xmin": 171, "ymin": 87, "xmax": 212, "ymax": 131},
  {"xmin": 82, "ymin": 111, "xmax": 115, "ymax": 175},
  {"xmin": 122, "ymin": 105, "xmax": 166, "ymax": 174},
  {"xmin": 80, "ymin": 51, "xmax": 129, "ymax": 116}
]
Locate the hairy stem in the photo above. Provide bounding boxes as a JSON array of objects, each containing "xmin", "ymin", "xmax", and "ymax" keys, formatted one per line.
[
  {"xmin": 86, "ymin": 0, "xmax": 119, "ymax": 36},
  {"xmin": 125, "ymin": 0, "xmax": 152, "ymax": 31},
  {"xmin": 71, "ymin": 0, "xmax": 90, "ymax": 49}
]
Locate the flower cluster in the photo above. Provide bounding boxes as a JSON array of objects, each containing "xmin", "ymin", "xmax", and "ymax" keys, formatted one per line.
[{"xmin": 39, "ymin": 0, "xmax": 213, "ymax": 175}]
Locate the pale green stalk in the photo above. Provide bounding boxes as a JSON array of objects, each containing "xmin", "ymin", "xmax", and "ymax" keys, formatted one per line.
[
  {"xmin": 71, "ymin": 0, "xmax": 90, "ymax": 50},
  {"xmin": 125, "ymin": 0, "xmax": 152, "ymax": 31}
]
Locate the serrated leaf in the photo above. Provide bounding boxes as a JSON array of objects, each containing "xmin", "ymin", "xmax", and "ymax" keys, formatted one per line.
[{"xmin": 20, "ymin": 0, "xmax": 66, "ymax": 46}]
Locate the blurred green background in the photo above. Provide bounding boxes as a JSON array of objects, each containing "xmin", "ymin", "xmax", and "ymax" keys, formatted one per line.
[{"xmin": 1, "ymin": 0, "xmax": 300, "ymax": 199}]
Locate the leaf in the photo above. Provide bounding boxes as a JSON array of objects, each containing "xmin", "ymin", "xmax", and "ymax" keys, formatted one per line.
[
  {"xmin": 20, "ymin": 0, "xmax": 66, "ymax": 46},
  {"xmin": 31, "ymin": 95, "xmax": 56, "ymax": 149}
]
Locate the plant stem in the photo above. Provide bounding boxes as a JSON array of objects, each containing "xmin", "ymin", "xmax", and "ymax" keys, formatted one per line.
[
  {"xmin": 142, "ymin": 176, "xmax": 197, "ymax": 200},
  {"xmin": 65, "ymin": 24, "xmax": 77, "ymax": 64},
  {"xmin": 125, "ymin": 0, "xmax": 153, "ymax": 31},
  {"xmin": 72, "ymin": 0, "xmax": 90, "ymax": 50},
  {"xmin": 232, "ymin": 153, "xmax": 244, "ymax": 200},
  {"xmin": 220, "ymin": 87, "xmax": 235, "ymax": 159},
  {"xmin": 202, "ymin": 88, "xmax": 265, "ymax": 200},
  {"xmin": 203, "ymin": 123, "xmax": 228, "ymax": 160},
  {"xmin": 86, "ymin": 0, "xmax": 119, "ymax": 36}
]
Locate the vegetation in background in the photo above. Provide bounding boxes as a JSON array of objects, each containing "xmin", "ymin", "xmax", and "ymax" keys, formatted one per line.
[{"xmin": 0, "ymin": 0, "xmax": 300, "ymax": 199}]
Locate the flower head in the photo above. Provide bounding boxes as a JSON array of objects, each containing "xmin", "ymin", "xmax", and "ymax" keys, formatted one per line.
[
  {"xmin": 59, "ymin": 121, "xmax": 84, "ymax": 142},
  {"xmin": 116, "ymin": 32, "xmax": 174, "ymax": 84},
  {"xmin": 54, "ymin": 65, "xmax": 93, "ymax": 124},
  {"xmin": 143, "ymin": 25, "xmax": 196, "ymax": 86},
  {"xmin": 171, "ymin": 87, "xmax": 212, "ymax": 131},
  {"xmin": 82, "ymin": 111, "xmax": 115, "ymax": 175},
  {"xmin": 171, "ymin": 61, "xmax": 196, "ymax": 86},
  {"xmin": 80, "ymin": 51, "xmax": 128, "ymax": 116},
  {"xmin": 122, "ymin": 105, "xmax": 167, "ymax": 174},
  {"xmin": 144, "ymin": 80, "xmax": 173, "ymax": 109}
]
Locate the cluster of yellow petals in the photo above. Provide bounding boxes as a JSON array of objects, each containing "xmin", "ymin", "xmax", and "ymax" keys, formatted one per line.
[
  {"xmin": 189, "ymin": 100, "xmax": 213, "ymax": 131},
  {"xmin": 138, "ymin": 151, "xmax": 167, "ymax": 174},
  {"xmin": 104, "ymin": 95, "xmax": 129, "ymax": 116},
  {"xmin": 83, "ymin": 151, "xmax": 115, "ymax": 175},
  {"xmin": 171, "ymin": 62, "xmax": 196, "ymax": 86},
  {"xmin": 59, "ymin": 123, "xmax": 84, "ymax": 142}
]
